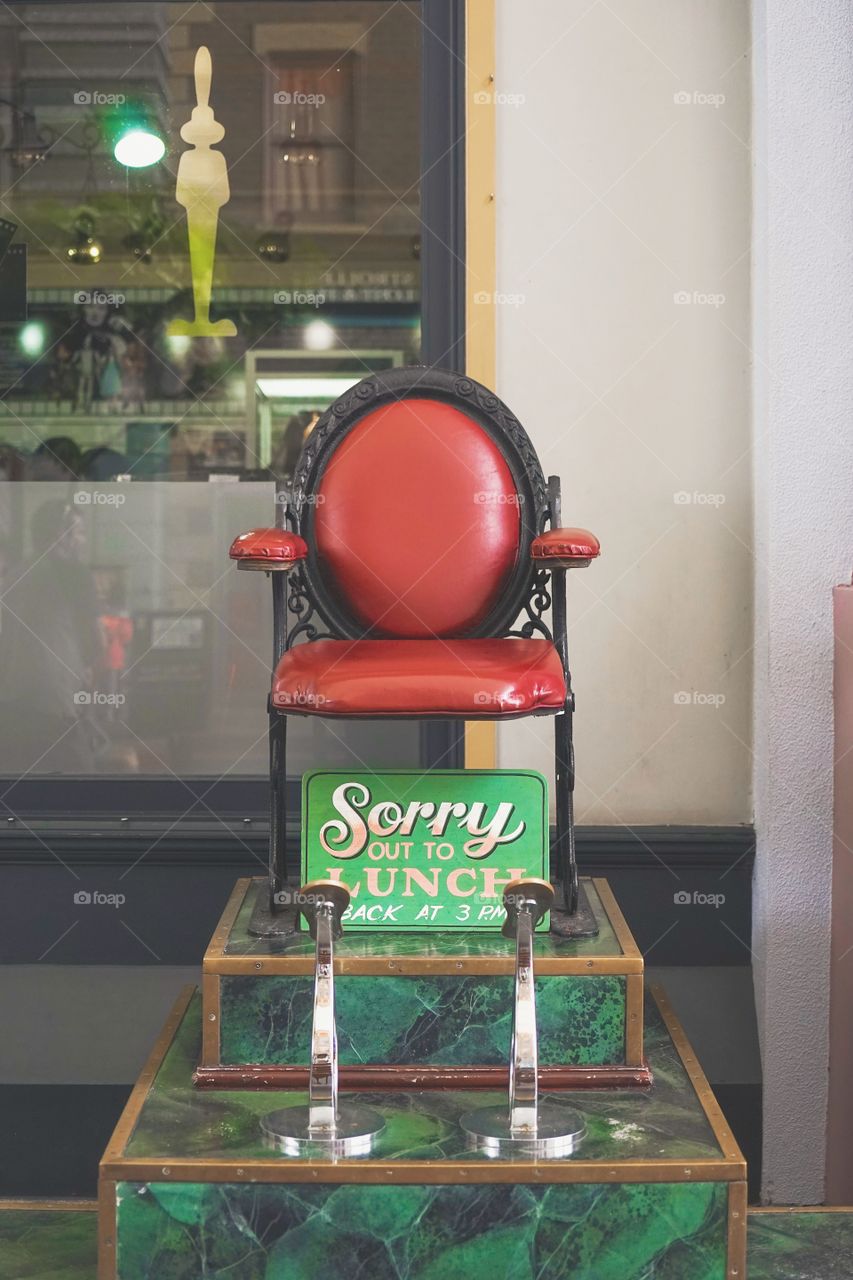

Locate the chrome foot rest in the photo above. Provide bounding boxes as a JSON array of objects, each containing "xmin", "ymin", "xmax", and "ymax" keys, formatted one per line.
[
  {"xmin": 461, "ymin": 878, "xmax": 587, "ymax": 1158},
  {"xmin": 260, "ymin": 880, "xmax": 384, "ymax": 1157}
]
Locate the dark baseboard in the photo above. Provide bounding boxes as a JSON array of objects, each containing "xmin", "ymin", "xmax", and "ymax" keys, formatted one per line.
[
  {"xmin": 0, "ymin": 1085, "xmax": 131, "ymax": 1199},
  {"xmin": 716, "ymin": 1082, "xmax": 762, "ymax": 1203},
  {"xmin": 0, "ymin": 819, "xmax": 754, "ymax": 869},
  {"xmin": 0, "ymin": 825, "xmax": 754, "ymax": 965}
]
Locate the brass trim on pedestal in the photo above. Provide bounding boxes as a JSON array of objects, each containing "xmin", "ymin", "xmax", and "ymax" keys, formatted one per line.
[
  {"xmin": 749, "ymin": 1204, "xmax": 853, "ymax": 1214},
  {"xmin": 101, "ymin": 987, "xmax": 196, "ymax": 1166},
  {"xmin": 205, "ymin": 950, "xmax": 640, "ymax": 976},
  {"xmin": 650, "ymin": 984, "xmax": 746, "ymax": 1170},
  {"xmin": 99, "ymin": 986, "xmax": 196, "ymax": 1279},
  {"xmin": 0, "ymin": 1198, "xmax": 97, "ymax": 1211},
  {"xmin": 209, "ymin": 877, "xmax": 249, "ymax": 951},
  {"xmin": 625, "ymin": 974, "xmax": 645, "ymax": 1068},
  {"xmin": 97, "ymin": 1179, "xmax": 116, "ymax": 1280},
  {"xmin": 201, "ymin": 972, "xmax": 221, "ymax": 1066},
  {"xmin": 100, "ymin": 1154, "xmax": 744, "ymax": 1186},
  {"xmin": 595, "ymin": 879, "xmax": 641, "ymax": 960},
  {"xmin": 727, "ymin": 1181, "xmax": 748, "ymax": 1279}
]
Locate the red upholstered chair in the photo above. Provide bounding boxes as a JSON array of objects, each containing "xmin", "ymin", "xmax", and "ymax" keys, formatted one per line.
[{"xmin": 230, "ymin": 369, "xmax": 600, "ymax": 935}]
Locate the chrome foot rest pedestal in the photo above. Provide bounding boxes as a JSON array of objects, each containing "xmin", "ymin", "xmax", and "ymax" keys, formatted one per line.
[
  {"xmin": 260, "ymin": 881, "xmax": 384, "ymax": 1157},
  {"xmin": 461, "ymin": 878, "xmax": 587, "ymax": 1159}
]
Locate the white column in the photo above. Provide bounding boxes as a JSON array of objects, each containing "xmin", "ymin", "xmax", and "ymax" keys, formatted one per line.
[{"xmin": 752, "ymin": 0, "xmax": 853, "ymax": 1203}]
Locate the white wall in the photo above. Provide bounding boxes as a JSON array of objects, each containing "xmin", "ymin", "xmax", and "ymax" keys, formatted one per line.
[
  {"xmin": 493, "ymin": 0, "xmax": 752, "ymax": 826},
  {"xmin": 751, "ymin": 0, "xmax": 853, "ymax": 1205}
]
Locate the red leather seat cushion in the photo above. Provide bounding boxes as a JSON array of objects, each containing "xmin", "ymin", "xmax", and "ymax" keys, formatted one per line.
[{"xmin": 272, "ymin": 639, "xmax": 566, "ymax": 717}]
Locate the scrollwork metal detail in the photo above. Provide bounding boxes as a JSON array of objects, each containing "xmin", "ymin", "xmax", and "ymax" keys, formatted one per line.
[
  {"xmin": 506, "ymin": 567, "xmax": 554, "ymax": 641},
  {"xmin": 285, "ymin": 562, "xmax": 333, "ymax": 647}
]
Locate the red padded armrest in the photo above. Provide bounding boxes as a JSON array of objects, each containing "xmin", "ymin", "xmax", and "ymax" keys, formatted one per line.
[
  {"xmin": 229, "ymin": 528, "xmax": 308, "ymax": 571},
  {"xmin": 531, "ymin": 527, "xmax": 600, "ymax": 567}
]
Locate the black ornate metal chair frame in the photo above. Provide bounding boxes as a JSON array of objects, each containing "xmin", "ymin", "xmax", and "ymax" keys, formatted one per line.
[{"xmin": 236, "ymin": 367, "xmax": 596, "ymax": 936}]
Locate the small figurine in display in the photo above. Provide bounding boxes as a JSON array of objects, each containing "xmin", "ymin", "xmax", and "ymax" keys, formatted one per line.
[{"xmin": 168, "ymin": 46, "xmax": 237, "ymax": 339}]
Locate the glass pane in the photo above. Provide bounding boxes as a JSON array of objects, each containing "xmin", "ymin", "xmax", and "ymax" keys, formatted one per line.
[
  {"xmin": 0, "ymin": 481, "xmax": 420, "ymax": 775},
  {"xmin": 0, "ymin": 1, "xmax": 422, "ymax": 477},
  {"xmin": 0, "ymin": 3, "xmax": 426, "ymax": 779}
]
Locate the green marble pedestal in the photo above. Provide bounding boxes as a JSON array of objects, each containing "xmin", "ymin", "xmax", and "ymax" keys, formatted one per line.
[
  {"xmin": 748, "ymin": 1208, "xmax": 853, "ymax": 1279},
  {"xmin": 198, "ymin": 876, "xmax": 649, "ymax": 1089},
  {"xmin": 99, "ymin": 985, "xmax": 746, "ymax": 1280},
  {"xmin": 0, "ymin": 1201, "xmax": 97, "ymax": 1280}
]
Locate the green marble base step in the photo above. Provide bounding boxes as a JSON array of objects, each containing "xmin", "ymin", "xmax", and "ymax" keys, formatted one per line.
[
  {"xmin": 748, "ymin": 1208, "xmax": 853, "ymax": 1279},
  {"xmin": 200, "ymin": 876, "xmax": 647, "ymax": 1086},
  {"xmin": 99, "ymin": 984, "xmax": 745, "ymax": 1279},
  {"xmin": 0, "ymin": 1200, "xmax": 96, "ymax": 1280},
  {"xmin": 7, "ymin": 1198, "xmax": 853, "ymax": 1280}
]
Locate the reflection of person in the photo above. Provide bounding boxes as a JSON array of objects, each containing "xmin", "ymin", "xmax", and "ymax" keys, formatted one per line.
[
  {"xmin": 270, "ymin": 410, "xmax": 319, "ymax": 481},
  {"xmin": 0, "ymin": 501, "xmax": 102, "ymax": 772},
  {"xmin": 0, "ymin": 446, "xmax": 24, "ymax": 481},
  {"xmin": 80, "ymin": 447, "xmax": 130, "ymax": 481},
  {"xmin": 98, "ymin": 582, "xmax": 133, "ymax": 718},
  {"xmin": 120, "ymin": 339, "xmax": 147, "ymax": 409},
  {"xmin": 69, "ymin": 300, "xmax": 131, "ymax": 412},
  {"xmin": 26, "ymin": 436, "xmax": 82, "ymax": 480}
]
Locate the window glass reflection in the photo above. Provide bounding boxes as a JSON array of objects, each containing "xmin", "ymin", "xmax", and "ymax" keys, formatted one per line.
[
  {"xmin": 0, "ymin": 482, "xmax": 420, "ymax": 775},
  {"xmin": 0, "ymin": 1, "xmax": 422, "ymax": 477},
  {"xmin": 0, "ymin": 2, "xmax": 425, "ymax": 780}
]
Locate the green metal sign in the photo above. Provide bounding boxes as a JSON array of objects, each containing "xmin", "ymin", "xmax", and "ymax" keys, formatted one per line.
[{"xmin": 301, "ymin": 769, "xmax": 549, "ymax": 931}]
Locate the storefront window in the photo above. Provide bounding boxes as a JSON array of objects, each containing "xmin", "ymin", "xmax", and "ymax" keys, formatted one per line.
[{"xmin": 0, "ymin": 1, "xmax": 431, "ymax": 783}]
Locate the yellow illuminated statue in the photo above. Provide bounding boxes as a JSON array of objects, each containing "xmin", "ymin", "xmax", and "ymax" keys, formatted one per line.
[{"xmin": 168, "ymin": 46, "xmax": 237, "ymax": 338}]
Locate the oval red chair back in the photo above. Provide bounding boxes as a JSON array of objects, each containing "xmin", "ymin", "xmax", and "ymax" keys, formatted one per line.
[{"xmin": 291, "ymin": 369, "xmax": 548, "ymax": 640}]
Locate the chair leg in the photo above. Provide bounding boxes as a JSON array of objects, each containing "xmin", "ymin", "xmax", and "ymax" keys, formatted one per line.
[
  {"xmin": 268, "ymin": 711, "xmax": 287, "ymax": 911},
  {"xmin": 554, "ymin": 705, "xmax": 578, "ymax": 914}
]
